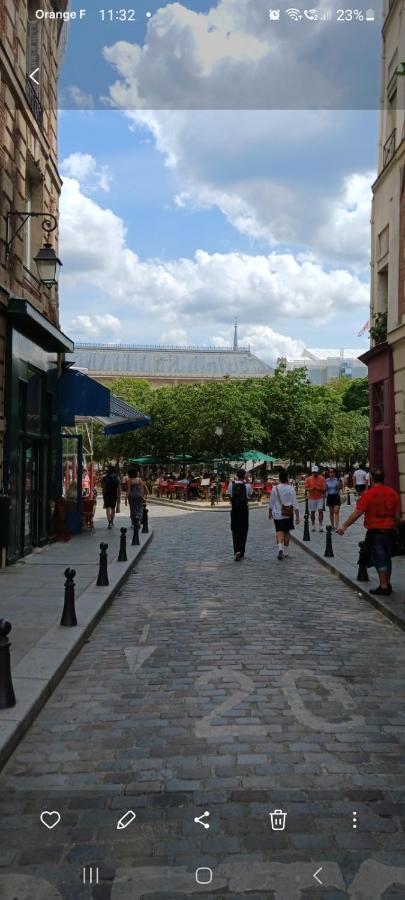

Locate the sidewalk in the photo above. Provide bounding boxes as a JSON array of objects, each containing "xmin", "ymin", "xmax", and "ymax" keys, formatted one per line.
[
  {"xmin": 293, "ymin": 500, "xmax": 405, "ymax": 631},
  {"xmin": 0, "ymin": 504, "xmax": 153, "ymax": 768}
]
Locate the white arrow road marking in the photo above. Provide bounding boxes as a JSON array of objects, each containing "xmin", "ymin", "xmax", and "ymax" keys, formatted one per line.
[
  {"xmin": 124, "ymin": 645, "xmax": 157, "ymax": 673},
  {"xmin": 313, "ymin": 867, "xmax": 323, "ymax": 885},
  {"xmin": 29, "ymin": 68, "xmax": 39, "ymax": 85},
  {"xmin": 124, "ymin": 625, "xmax": 156, "ymax": 673}
]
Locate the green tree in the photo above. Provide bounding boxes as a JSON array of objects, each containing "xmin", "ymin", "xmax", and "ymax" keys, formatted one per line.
[{"xmin": 341, "ymin": 377, "xmax": 369, "ymax": 415}]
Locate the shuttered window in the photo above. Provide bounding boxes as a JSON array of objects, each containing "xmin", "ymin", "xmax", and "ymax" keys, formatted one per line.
[{"xmin": 26, "ymin": 19, "xmax": 42, "ymax": 78}]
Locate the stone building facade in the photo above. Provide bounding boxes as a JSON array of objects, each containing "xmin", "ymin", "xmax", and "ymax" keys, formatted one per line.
[
  {"xmin": 0, "ymin": 0, "xmax": 73, "ymax": 561},
  {"xmin": 361, "ymin": 0, "xmax": 405, "ymax": 512}
]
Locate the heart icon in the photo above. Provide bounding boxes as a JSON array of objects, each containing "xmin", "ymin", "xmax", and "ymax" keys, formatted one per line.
[{"xmin": 40, "ymin": 810, "xmax": 61, "ymax": 830}]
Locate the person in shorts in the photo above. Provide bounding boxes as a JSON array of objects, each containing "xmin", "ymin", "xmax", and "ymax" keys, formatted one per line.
[
  {"xmin": 337, "ymin": 469, "xmax": 401, "ymax": 596},
  {"xmin": 353, "ymin": 464, "xmax": 369, "ymax": 496},
  {"xmin": 269, "ymin": 468, "xmax": 300, "ymax": 560},
  {"xmin": 102, "ymin": 465, "xmax": 121, "ymax": 528},
  {"xmin": 325, "ymin": 467, "xmax": 343, "ymax": 530},
  {"xmin": 305, "ymin": 465, "xmax": 326, "ymax": 532}
]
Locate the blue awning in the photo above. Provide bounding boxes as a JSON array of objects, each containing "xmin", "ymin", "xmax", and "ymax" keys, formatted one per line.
[{"xmin": 58, "ymin": 368, "xmax": 151, "ymax": 435}]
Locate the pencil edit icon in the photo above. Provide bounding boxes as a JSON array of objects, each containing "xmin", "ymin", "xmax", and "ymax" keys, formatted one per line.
[{"xmin": 117, "ymin": 810, "xmax": 137, "ymax": 830}]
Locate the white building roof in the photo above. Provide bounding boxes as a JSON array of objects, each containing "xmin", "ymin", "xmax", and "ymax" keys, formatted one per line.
[
  {"xmin": 68, "ymin": 343, "xmax": 273, "ymax": 378},
  {"xmin": 299, "ymin": 348, "xmax": 367, "ymax": 362}
]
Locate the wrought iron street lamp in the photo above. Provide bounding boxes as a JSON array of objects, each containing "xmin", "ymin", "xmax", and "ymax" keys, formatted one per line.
[
  {"xmin": 5, "ymin": 211, "xmax": 62, "ymax": 287},
  {"xmin": 33, "ymin": 241, "xmax": 62, "ymax": 287}
]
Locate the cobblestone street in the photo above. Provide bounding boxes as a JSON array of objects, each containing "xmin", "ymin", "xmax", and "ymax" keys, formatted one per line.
[{"xmin": 1, "ymin": 506, "xmax": 405, "ymax": 899}]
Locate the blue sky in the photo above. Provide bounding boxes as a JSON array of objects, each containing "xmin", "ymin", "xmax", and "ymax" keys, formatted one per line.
[{"xmin": 58, "ymin": 1, "xmax": 381, "ymax": 362}]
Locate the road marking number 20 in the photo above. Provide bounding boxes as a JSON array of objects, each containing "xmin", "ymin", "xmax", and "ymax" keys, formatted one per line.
[{"xmin": 195, "ymin": 666, "xmax": 364, "ymax": 739}]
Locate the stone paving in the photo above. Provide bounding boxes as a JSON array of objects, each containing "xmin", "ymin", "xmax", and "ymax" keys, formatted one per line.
[{"xmin": 1, "ymin": 508, "xmax": 405, "ymax": 898}]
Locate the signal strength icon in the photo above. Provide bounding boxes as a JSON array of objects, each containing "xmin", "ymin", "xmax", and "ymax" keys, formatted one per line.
[
  {"xmin": 286, "ymin": 8, "xmax": 302, "ymax": 19},
  {"xmin": 319, "ymin": 9, "xmax": 331, "ymax": 19}
]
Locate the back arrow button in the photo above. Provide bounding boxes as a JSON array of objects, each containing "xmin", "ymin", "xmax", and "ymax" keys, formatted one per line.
[
  {"xmin": 313, "ymin": 867, "xmax": 323, "ymax": 885},
  {"xmin": 29, "ymin": 68, "xmax": 39, "ymax": 86}
]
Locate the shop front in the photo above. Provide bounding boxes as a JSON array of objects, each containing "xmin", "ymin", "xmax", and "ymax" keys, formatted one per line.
[
  {"xmin": 3, "ymin": 299, "xmax": 74, "ymax": 564},
  {"xmin": 57, "ymin": 365, "xmax": 152, "ymax": 534},
  {"xmin": 359, "ymin": 342, "xmax": 398, "ymax": 490}
]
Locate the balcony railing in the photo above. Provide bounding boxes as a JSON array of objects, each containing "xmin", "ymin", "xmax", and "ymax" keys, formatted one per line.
[
  {"xmin": 25, "ymin": 75, "xmax": 43, "ymax": 128},
  {"xmin": 383, "ymin": 128, "xmax": 396, "ymax": 167}
]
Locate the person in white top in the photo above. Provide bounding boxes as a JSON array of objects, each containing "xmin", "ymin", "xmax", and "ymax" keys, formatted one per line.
[
  {"xmin": 269, "ymin": 468, "xmax": 300, "ymax": 560},
  {"xmin": 353, "ymin": 465, "xmax": 369, "ymax": 496}
]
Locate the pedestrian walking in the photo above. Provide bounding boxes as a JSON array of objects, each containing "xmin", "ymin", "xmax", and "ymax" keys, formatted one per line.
[
  {"xmin": 127, "ymin": 467, "xmax": 148, "ymax": 528},
  {"xmin": 227, "ymin": 468, "xmax": 253, "ymax": 560},
  {"xmin": 337, "ymin": 469, "xmax": 401, "ymax": 596},
  {"xmin": 269, "ymin": 468, "xmax": 300, "ymax": 560},
  {"xmin": 353, "ymin": 464, "xmax": 369, "ymax": 496},
  {"xmin": 325, "ymin": 467, "xmax": 343, "ymax": 530},
  {"xmin": 305, "ymin": 465, "xmax": 326, "ymax": 532},
  {"xmin": 102, "ymin": 465, "xmax": 121, "ymax": 529}
]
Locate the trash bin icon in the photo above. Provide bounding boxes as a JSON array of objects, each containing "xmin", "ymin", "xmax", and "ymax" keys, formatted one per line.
[{"xmin": 269, "ymin": 809, "xmax": 287, "ymax": 831}]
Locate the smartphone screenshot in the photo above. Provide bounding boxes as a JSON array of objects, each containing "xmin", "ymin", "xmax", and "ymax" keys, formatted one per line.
[{"xmin": 1, "ymin": 0, "xmax": 405, "ymax": 898}]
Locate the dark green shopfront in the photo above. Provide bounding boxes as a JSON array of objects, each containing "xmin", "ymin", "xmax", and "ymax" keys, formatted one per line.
[
  {"xmin": 3, "ymin": 299, "xmax": 74, "ymax": 564},
  {"xmin": 2, "ymin": 299, "xmax": 151, "ymax": 564}
]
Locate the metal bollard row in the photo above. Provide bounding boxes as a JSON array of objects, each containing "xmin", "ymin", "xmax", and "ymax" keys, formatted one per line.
[
  {"xmin": 324, "ymin": 525, "xmax": 334, "ymax": 558},
  {"xmin": 97, "ymin": 542, "xmax": 109, "ymax": 586},
  {"xmin": 118, "ymin": 527, "xmax": 127, "ymax": 562},
  {"xmin": 357, "ymin": 540, "xmax": 369, "ymax": 582},
  {"xmin": 0, "ymin": 619, "xmax": 16, "ymax": 709},
  {"xmin": 60, "ymin": 568, "xmax": 77, "ymax": 627},
  {"xmin": 132, "ymin": 518, "xmax": 140, "ymax": 545},
  {"xmin": 303, "ymin": 497, "xmax": 310, "ymax": 541}
]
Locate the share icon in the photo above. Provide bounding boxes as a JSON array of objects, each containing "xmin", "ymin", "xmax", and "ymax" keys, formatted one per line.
[{"xmin": 194, "ymin": 810, "xmax": 210, "ymax": 829}]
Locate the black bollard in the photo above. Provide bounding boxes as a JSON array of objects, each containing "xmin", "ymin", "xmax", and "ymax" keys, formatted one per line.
[
  {"xmin": 347, "ymin": 490, "xmax": 351, "ymax": 506},
  {"xmin": 142, "ymin": 505, "xmax": 149, "ymax": 534},
  {"xmin": 303, "ymin": 497, "xmax": 311, "ymax": 541},
  {"xmin": 357, "ymin": 540, "xmax": 369, "ymax": 582},
  {"xmin": 324, "ymin": 525, "xmax": 334, "ymax": 557},
  {"xmin": 60, "ymin": 568, "xmax": 77, "ymax": 627},
  {"xmin": 0, "ymin": 620, "xmax": 16, "ymax": 709},
  {"xmin": 132, "ymin": 518, "xmax": 140, "ymax": 545},
  {"xmin": 97, "ymin": 542, "xmax": 109, "ymax": 586},
  {"xmin": 118, "ymin": 527, "xmax": 128, "ymax": 562}
]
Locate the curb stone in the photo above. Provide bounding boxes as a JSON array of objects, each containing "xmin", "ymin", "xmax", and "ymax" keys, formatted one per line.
[
  {"xmin": 291, "ymin": 532, "xmax": 405, "ymax": 633},
  {"xmin": 0, "ymin": 531, "xmax": 153, "ymax": 770}
]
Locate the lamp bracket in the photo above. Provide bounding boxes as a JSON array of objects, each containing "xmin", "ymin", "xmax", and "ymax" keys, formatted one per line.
[{"xmin": 5, "ymin": 211, "xmax": 58, "ymax": 262}]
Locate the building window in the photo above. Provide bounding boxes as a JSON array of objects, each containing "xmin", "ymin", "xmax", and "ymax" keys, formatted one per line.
[
  {"xmin": 26, "ymin": 1, "xmax": 42, "ymax": 78},
  {"xmin": 23, "ymin": 161, "xmax": 44, "ymax": 283},
  {"xmin": 24, "ymin": 183, "xmax": 33, "ymax": 272},
  {"xmin": 373, "ymin": 382, "xmax": 385, "ymax": 425},
  {"xmin": 377, "ymin": 225, "xmax": 389, "ymax": 260},
  {"xmin": 25, "ymin": 1, "xmax": 44, "ymax": 126}
]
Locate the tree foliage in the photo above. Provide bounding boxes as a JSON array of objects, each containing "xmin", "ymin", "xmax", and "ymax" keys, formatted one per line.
[{"xmin": 92, "ymin": 366, "xmax": 369, "ymax": 467}]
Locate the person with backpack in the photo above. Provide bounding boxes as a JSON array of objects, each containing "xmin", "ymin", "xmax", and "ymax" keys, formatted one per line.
[
  {"xmin": 102, "ymin": 465, "xmax": 121, "ymax": 528},
  {"xmin": 227, "ymin": 468, "xmax": 253, "ymax": 560},
  {"xmin": 269, "ymin": 468, "xmax": 300, "ymax": 560},
  {"xmin": 127, "ymin": 467, "xmax": 148, "ymax": 528}
]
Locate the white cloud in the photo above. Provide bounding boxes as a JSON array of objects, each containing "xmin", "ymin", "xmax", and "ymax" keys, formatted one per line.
[
  {"xmin": 102, "ymin": 0, "xmax": 347, "ymax": 110},
  {"xmin": 60, "ymin": 176, "xmax": 369, "ymax": 343},
  {"xmin": 70, "ymin": 313, "xmax": 122, "ymax": 339},
  {"xmin": 317, "ymin": 172, "xmax": 373, "ymax": 268},
  {"xmin": 63, "ymin": 85, "xmax": 95, "ymax": 109},
  {"xmin": 159, "ymin": 327, "xmax": 188, "ymax": 345},
  {"xmin": 127, "ymin": 110, "xmax": 374, "ymax": 272},
  {"xmin": 61, "ymin": 153, "xmax": 112, "ymax": 193},
  {"xmin": 212, "ymin": 324, "xmax": 305, "ymax": 363}
]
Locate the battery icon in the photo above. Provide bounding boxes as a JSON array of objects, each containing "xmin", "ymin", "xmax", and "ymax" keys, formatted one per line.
[{"xmin": 365, "ymin": 8, "xmax": 375, "ymax": 20}]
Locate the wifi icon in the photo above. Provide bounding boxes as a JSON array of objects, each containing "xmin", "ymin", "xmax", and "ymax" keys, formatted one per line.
[{"xmin": 286, "ymin": 7, "xmax": 302, "ymax": 19}]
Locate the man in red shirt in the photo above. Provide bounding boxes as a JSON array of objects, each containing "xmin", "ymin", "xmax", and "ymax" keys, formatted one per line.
[
  {"xmin": 337, "ymin": 470, "xmax": 401, "ymax": 596},
  {"xmin": 305, "ymin": 465, "xmax": 326, "ymax": 532}
]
